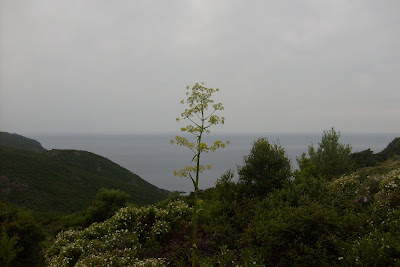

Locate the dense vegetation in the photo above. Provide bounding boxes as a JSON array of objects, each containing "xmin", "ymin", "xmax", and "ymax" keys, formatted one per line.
[
  {"xmin": 0, "ymin": 201, "xmax": 45, "ymax": 266},
  {"xmin": 352, "ymin": 137, "xmax": 400, "ymax": 169},
  {"xmin": 0, "ymin": 144, "xmax": 168, "ymax": 214},
  {"xmin": 0, "ymin": 132, "xmax": 47, "ymax": 152},
  {"xmin": 1, "ymin": 130, "xmax": 400, "ymax": 266}
]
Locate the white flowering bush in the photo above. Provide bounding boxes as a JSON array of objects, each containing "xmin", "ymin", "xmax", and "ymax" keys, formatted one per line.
[
  {"xmin": 345, "ymin": 229, "xmax": 400, "ymax": 266},
  {"xmin": 342, "ymin": 168, "xmax": 400, "ymax": 266},
  {"xmin": 373, "ymin": 168, "xmax": 400, "ymax": 212},
  {"xmin": 329, "ymin": 172, "xmax": 383, "ymax": 211},
  {"xmin": 369, "ymin": 168, "xmax": 400, "ymax": 235},
  {"xmin": 46, "ymin": 200, "xmax": 191, "ymax": 266}
]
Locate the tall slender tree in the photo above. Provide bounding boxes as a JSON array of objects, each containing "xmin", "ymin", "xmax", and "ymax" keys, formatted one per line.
[{"xmin": 171, "ymin": 82, "xmax": 228, "ymax": 266}]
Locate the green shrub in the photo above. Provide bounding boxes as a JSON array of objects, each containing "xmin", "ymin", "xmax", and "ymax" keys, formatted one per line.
[
  {"xmin": 243, "ymin": 201, "xmax": 362, "ymax": 266},
  {"xmin": 345, "ymin": 230, "xmax": 400, "ymax": 266},
  {"xmin": 329, "ymin": 172, "xmax": 383, "ymax": 212},
  {"xmin": 0, "ymin": 232, "xmax": 20, "ymax": 266},
  {"xmin": 297, "ymin": 128, "xmax": 353, "ymax": 181},
  {"xmin": 0, "ymin": 201, "xmax": 44, "ymax": 266},
  {"xmin": 238, "ymin": 138, "xmax": 291, "ymax": 196},
  {"xmin": 215, "ymin": 169, "xmax": 237, "ymax": 202},
  {"xmin": 85, "ymin": 188, "xmax": 130, "ymax": 225},
  {"xmin": 372, "ymin": 168, "xmax": 400, "ymax": 213}
]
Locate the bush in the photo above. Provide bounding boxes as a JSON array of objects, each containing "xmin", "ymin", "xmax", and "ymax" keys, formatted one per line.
[
  {"xmin": 46, "ymin": 200, "xmax": 192, "ymax": 266},
  {"xmin": 351, "ymin": 149, "xmax": 379, "ymax": 169},
  {"xmin": 345, "ymin": 230, "xmax": 400, "ymax": 266},
  {"xmin": 86, "ymin": 188, "xmax": 130, "ymax": 224},
  {"xmin": 215, "ymin": 169, "xmax": 237, "ymax": 202},
  {"xmin": 0, "ymin": 201, "xmax": 44, "ymax": 266},
  {"xmin": 243, "ymin": 201, "xmax": 362, "ymax": 266},
  {"xmin": 329, "ymin": 172, "xmax": 383, "ymax": 212},
  {"xmin": 238, "ymin": 138, "xmax": 291, "ymax": 196},
  {"xmin": 297, "ymin": 128, "xmax": 353, "ymax": 181},
  {"xmin": 330, "ymin": 167, "xmax": 400, "ymax": 265}
]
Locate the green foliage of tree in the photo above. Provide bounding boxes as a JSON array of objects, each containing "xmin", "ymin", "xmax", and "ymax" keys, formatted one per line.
[
  {"xmin": 0, "ymin": 232, "xmax": 20, "ymax": 266},
  {"xmin": 171, "ymin": 82, "xmax": 228, "ymax": 266},
  {"xmin": 61, "ymin": 188, "xmax": 131, "ymax": 229},
  {"xmin": 215, "ymin": 169, "xmax": 237, "ymax": 202},
  {"xmin": 351, "ymin": 148, "xmax": 379, "ymax": 169},
  {"xmin": 237, "ymin": 138, "xmax": 291, "ymax": 196},
  {"xmin": 0, "ymin": 201, "xmax": 44, "ymax": 266},
  {"xmin": 297, "ymin": 128, "xmax": 353, "ymax": 181},
  {"xmin": 346, "ymin": 229, "xmax": 400, "ymax": 266},
  {"xmin": 85, "ymin": 188, "xmax": 130, "ymax": 225},
  {"xmin": 195, "ymin": 163, "xmax": 400, "ymax": 266},
  {"xmin": 243, "ymin": 201, "xmax": 365, "ymax": 266}
]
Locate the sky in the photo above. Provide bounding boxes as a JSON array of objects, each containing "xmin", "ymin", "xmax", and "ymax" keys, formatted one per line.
[{"xmin": 1, "ymin": 0, "xmax": 399, "ymax": 135}]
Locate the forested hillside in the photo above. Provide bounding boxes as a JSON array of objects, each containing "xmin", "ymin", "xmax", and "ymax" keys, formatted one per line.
[
  {"xmin": 352, "ymin": 137, "xmax": 400, "ymax": 169},
  {"xmin": 0, "ymin": 145, "xmax": 168, "ymax": 214},
  {"xmin": 0, "ymin": 132, "xmax": 46, "ymax": 152}
]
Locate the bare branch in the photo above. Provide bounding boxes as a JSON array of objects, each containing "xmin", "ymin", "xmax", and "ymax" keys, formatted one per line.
[
  {"xmin": 204, "ymin": 123, "xmax": 213, "ymax": 129},
  {"xmin": 188, "ymin": 172, "xmax": 196, "ymax": 187},
  {"xmin": 187, "ymin": 117, "xmax": 200, "ymax": 128},
  {"xmin": 194, "ymin": 110, "xmax": 202, "ymax": 120},
  {"xmin": 205, "ymin": 109, "xmax": 217, "ymax": 120}
]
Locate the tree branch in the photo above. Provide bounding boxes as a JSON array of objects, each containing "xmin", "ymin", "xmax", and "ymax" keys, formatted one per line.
[
  {"xmin": 205, "ymin": 109, "xmax": 217, "ymax": 120},
  {"xmin": 187, "ymin": 117, "xmax": 200, "ymax": 128},
  {"xmin": 188, "ymin": 172, "xmax": 196, "ymax": 187}
]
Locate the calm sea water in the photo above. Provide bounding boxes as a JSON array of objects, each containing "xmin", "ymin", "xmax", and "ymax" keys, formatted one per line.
[{"xmin": 31, "ymin": 133, "xmax": 398, "ymax": 193}]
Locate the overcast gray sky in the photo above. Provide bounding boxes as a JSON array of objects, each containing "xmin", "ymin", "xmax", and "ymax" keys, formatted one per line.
[{"xmin": 1, "ymin": 0, "xmax": 399, "ymax": 134}]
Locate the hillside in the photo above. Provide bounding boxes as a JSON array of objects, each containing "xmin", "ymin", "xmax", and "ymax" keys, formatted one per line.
[
  {"xmin": 0, "ymin": 131, "xmax": 47, "ymax": 152},
  {"xmin": 378, "ymin": 137, "xmax": 400, "ymax": 160},
  {"xmin": 351, "ymin": 137, "xmax": 400, "ymax": 169},
  {"xmin": 0, "ymin": 145, "xmax": 168, "ymax": 214}
]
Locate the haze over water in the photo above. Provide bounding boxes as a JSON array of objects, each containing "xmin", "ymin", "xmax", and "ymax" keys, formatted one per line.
[{"xmin": 32, "ymin": 133, "xmax": 398, "ymax": 193}]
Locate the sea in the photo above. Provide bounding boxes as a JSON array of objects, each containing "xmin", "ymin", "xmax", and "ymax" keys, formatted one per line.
[{"xmin": 31, "ymin": 133, "xmax": 398, "ymax": 193}]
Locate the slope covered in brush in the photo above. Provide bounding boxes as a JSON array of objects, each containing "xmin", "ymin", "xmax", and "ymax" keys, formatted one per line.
[
  {"xmin": 0, "ymin": 145, "xmax": 168, "ymax": 214},
  {"xmin": 0, "ymin": 132, "xmax": 46, "ymax": 152}
]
